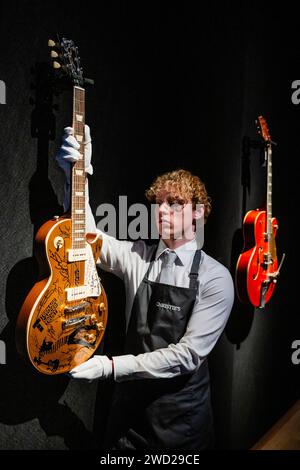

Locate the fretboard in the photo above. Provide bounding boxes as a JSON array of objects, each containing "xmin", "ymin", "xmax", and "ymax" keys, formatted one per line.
[
  {"xmin": 71, "ymin": 86, "xmax": 86, "ymax": 250},
  {"xmin": 266, "ymin": 144, "xmax": 273, "ymax": 235}
]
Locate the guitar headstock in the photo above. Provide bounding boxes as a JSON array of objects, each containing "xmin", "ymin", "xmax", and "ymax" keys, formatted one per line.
[
  {"xmin": 48, "ymin": 36, "xmax": 93, "ymax": 87},
  {"xmin": 256, "ymin": 115, "xmax": 271, "ymax": 143}
]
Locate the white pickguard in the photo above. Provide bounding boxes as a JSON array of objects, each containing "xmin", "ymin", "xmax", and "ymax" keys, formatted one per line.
[
  {"xmin": 84, "ymin": 242, "xmax": 101, "ymax": 297},
  {"xmin": 65, "ymin": 243, "xmax": 101, "ymax": 301}
]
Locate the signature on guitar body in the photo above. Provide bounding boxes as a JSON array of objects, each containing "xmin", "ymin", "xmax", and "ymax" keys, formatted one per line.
[{"xmin": 16, "ymin": 37, "xmax": 108, "ymax": 374}]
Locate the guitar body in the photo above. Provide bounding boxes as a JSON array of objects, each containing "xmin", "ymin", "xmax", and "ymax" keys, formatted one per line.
[
  {"xmin": 235, "ymin": 209, "xmax": 278, "ymax": 308},
  {"xmin": 16, "ymin": 215, "xmax": 108, "ymax": 375}
]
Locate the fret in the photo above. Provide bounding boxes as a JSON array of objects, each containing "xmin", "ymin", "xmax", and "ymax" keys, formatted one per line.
[
  {"xmin": 71, "ymin": 86, "xmax": 86, "ymax": 249},
  {"xmin": 266, "ymin": 145, "xmax": 273, "ymax": 236}
]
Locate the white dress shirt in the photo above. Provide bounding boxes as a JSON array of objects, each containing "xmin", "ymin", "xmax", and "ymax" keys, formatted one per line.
[{"xmin": 86, "ymin": 204, "xmax": 234, "ymax": 382}]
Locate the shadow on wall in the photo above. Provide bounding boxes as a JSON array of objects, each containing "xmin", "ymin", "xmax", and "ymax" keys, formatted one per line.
[
  {"xmin": 1, "ymin": 258, "xmax": 98, "ymax": 449},
  {"xmin": 226, "ymin": 226, "xmax": 255, "ymax": 346},
  {"xmin": 226, "ymin": 136, "xmax": 258, "ymax": 346},
  {"xmin": 0, "ymin": 62, "xmax": 95, "ymax": 449}
]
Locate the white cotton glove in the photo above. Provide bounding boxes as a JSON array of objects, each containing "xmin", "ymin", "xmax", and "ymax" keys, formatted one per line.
[
  {"xmin": 55, "ymin": 124, "xmax": 93, "ymax": 183},
  {"xmin": 68, "ymin": 355, "xmax": 113, "ymax": 381},
  {"xmin": 55, "ymin": 124, "xmax": 93, "ymax": 211}
]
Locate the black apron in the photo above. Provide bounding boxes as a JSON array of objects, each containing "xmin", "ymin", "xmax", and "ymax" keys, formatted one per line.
[{"xmin": 105, "ymin": 247, "xmax": 214, "ymax": 450}]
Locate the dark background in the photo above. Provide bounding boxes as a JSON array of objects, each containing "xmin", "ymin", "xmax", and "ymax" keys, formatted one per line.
[{"xmin": 0, "ymin": 0, "xmax": 299, "ymax": 450}]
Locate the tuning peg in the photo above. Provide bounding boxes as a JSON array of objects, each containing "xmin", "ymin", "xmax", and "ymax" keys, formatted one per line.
[
  {"xmin": 53, "ymin": 61, "xmax": 61, "ymax": 69},
  {"xmin": 50, "ymin": 50, "xmax": 58, "ymax": 58},
  {"xmin": 48, "ymin": 39, "xmax": 56, "ymax": 47}
]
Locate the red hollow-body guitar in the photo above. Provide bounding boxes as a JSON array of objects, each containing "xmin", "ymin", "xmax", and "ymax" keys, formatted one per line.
[{"xmin": 236, "ymin": 116, "xmax": 284, "ymax": 308}]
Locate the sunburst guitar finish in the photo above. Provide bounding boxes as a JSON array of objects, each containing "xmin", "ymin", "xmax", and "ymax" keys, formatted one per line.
[
  {"xmin": 16, "ymin": 217, "xmax": 108, "ymax": 374},
  {"xmin": 17, "ymin": 37, "xmax": 109, "ymax": 374}
]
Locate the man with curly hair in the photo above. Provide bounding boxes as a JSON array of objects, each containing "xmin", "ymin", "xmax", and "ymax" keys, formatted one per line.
[{"xmin": 56, "ymin": 125, "xmax": 234, "ymax": 450}]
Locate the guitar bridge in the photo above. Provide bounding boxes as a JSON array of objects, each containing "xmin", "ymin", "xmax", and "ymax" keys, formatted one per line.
[
  {"xmin": 62, "ymin": 315, "xmax": 91, "ymax": 330},
  {"xmin": 64, "ymin": 301, "xmax": 90, "ymax": 315}
]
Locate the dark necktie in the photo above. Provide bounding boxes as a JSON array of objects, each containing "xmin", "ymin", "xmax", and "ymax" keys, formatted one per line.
[{"xmin": 159, "ymin": 250, "xmax": 177, "ymax": 285}]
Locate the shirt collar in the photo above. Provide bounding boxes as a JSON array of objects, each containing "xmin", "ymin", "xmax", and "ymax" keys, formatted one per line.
[{"xmin": 155, "ymin": 238, "xmax": 198, "ymax": 265}]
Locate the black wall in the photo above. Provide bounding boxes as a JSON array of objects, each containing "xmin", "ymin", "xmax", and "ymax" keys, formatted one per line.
[{"xmin": 0, "ymin": 1, "xmax": 299, "ymax": 450}]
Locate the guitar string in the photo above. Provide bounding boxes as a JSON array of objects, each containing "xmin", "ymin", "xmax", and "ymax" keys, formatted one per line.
[{"xmin": 72, "ymin": 89, "xmax": 85, "ymax": 301}]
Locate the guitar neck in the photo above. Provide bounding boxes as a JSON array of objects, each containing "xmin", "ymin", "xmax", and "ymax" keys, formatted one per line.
[
  {"xmin": 266, "ymin": 144, "xmax": 273, "ymax": 235},
  {"xmin": 71, "ymin": 85, "xmax": 86, "ymax": 250}
]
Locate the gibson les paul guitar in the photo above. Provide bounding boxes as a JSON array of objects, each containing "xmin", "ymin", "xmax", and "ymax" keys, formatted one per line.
[
  {"xmin": 16, "ymin": 37, "xmax": 108, "ymax": 374},
  {"xmin": 235, "ymin": 116, "xmax": 285, "ymax": 308}
]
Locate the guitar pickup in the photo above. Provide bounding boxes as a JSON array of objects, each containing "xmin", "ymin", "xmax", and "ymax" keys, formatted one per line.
[
  {"xmin": 65, "ymin": 286, "xmax": 89, "ymax": 301},
  {"xmin": 64, "ymin": 301, "xmax": 90, "ymax": 315},
  {"xmin": 67, "ymin": 248, "xmax": 87, "ymax": 262}
]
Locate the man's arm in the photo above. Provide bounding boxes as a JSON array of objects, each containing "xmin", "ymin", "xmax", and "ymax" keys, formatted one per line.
[
  {"xmin": 56, "ymin": 124, "xmax": 140, "ymax": 279},
  {"xmin": 112, "ymin": 263, "xmax": 234, "ymax": 381},
  {"xmin": 69, "ymin": 256, "xmax": 234, "ymax": 382}
]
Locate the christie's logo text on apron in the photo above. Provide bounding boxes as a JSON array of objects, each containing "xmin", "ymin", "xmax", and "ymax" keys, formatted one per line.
[{"xmin": 155, "ymin": 301, "xmax": 181, "ymax": 311}]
